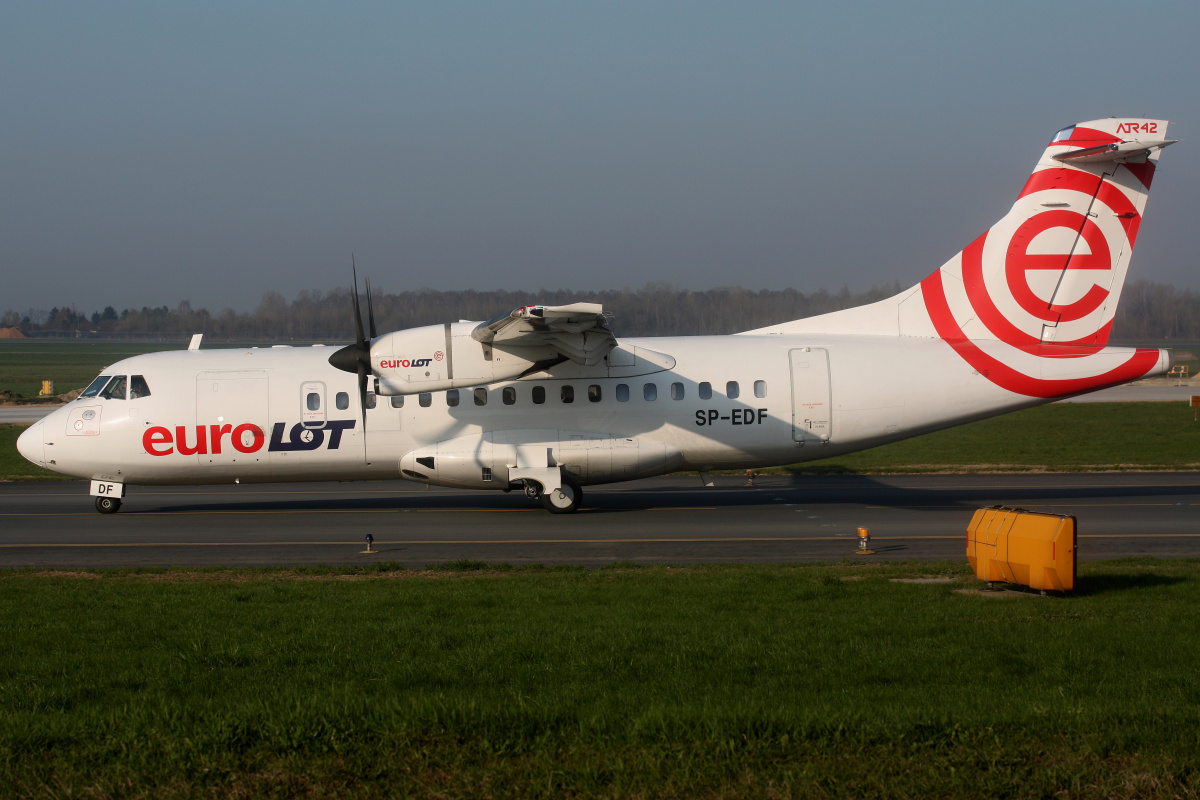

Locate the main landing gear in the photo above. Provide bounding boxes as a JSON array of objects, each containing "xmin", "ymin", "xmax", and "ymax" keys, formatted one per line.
[
  {"xmin": 95, "ymin": 496, "xmax": 122, "ymax": 514},
  {"xmin": 524, "ymin": 475, "xmax": 583, "ymax": 514},
  {"xmin": 541, "ymin": 479, "xmax": 582, "ymax": 514}
]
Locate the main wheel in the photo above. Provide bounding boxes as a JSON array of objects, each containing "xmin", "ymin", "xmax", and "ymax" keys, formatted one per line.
[
  {"xmin": 540, "ymin": 477, "xmax": 582, "ymax": 514},
  {"xmin": 95, "ymin": 496, "xmax": 121, "ymax": 514}
]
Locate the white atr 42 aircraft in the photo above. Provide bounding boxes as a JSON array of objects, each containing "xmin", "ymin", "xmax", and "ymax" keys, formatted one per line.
[{"xmin": 17, "ymin": 118, "xmax": 1177, "ymax": 514}]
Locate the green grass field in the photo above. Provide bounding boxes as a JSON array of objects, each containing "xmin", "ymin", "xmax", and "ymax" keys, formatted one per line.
[
  {"xmin": 3, "ymin": 344, "xmax": 1198, "ymax": 796},
  {"xmin": 0, "ymin": 341, "xmax": 182, "ymax": 399},
  {"xmin": 792, "ymin": 402, "xmax": 1200, "ymax": 473},
  {"xmin": 2, "ymin": 561, "xmax": 1199, "ymax": 798},
  {"xmin": 0, "ymin": 340, "xmax": 325, "ymax": 400}
]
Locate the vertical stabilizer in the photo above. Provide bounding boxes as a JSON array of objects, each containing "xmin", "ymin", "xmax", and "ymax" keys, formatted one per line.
[
  {"xmin": 915, "ymin": 118, "xmax": 1174, "ymax": 396},
  {"xmin": 926, "ymin": 118, "xmax": 1172, "ymax": 349},
  {"xmin": 748, "ymin": 118, "xmax": 1175, "ymax": 398}
]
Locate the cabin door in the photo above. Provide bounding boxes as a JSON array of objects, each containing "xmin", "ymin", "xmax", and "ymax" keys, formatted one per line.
[{"xmin": 789, "ymin": 348, "xmax": 832, "ymax": 445}]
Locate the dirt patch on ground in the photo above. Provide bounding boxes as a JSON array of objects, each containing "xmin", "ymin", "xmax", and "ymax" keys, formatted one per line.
[
  {"xmin": 955, "ymin": 587, "xmax": 1048, "ymax": 598},
  {"xmin": 891, "ymin": 577, "xmax": 959, "ymax": 584},
  {"xmin": 851, "ymin": 464, "xmax": 1200, "ymax": 473},
  {"xmin": 19, "ymin": 569, "xmax": 528, "ymax": 583}
]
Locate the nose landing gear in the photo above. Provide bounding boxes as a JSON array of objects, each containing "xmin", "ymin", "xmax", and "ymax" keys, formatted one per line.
[
  {"xmin": 90, "ymin": 480, "xmax": 125, "ymax": 514},
  {"xmin": 95, "ymin": 496, "xmax": 122, "ymax": 514}
]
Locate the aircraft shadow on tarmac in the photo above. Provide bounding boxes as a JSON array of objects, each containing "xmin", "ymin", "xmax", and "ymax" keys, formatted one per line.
[
  {"xmin": 129, "ymin": 473, "xmax": 1200, "ymax": 515},
  {"xmin": 769, "ymin": 474, "xmax": 1200, "ymax": 510}
]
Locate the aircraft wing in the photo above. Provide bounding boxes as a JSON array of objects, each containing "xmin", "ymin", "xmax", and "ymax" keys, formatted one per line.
[{"xmin": 471, "ymin": 303, "xmax": 616, "ymax": 365}]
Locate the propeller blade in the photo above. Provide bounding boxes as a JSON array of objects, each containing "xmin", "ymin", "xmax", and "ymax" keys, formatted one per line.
[
  {"xmin": 366, "ymin": 276, "xmax": 377, "ymax": 339},
  {"xmin": 326, "ymin": 256, "xmax": 372, "ymax": 461},
  {"xmin": 329, "ymin": 257, "xmax": 372, "ymax": 377},
  {"xmin": 351, "ymin": 255, "xmax": 365, "ymax": 348},
  {"xmin": 357, "ymin": 361, "xmax": 369, "ymax": 445}
]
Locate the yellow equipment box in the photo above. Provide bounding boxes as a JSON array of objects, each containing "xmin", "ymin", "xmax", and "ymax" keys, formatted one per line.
[{"xmin": 966, "ymin": 506, "xmax": 1076, "ymax": 592}]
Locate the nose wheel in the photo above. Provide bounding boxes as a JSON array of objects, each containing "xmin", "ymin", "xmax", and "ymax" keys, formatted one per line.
[{"xmin": 95, "ymin": 496, "xmax": 122, "ymax": 514}]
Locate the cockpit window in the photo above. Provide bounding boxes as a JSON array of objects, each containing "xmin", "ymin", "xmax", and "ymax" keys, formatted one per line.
[
  {"xmin": 1051, "ymin": 125, "xmax": 1076, "ymax": 143},
  {"xmin": 81, "ymin": 375, "xmax": 111, "ymax": 397},
  {"xmin": 130, "ymin": 375, "xmax": 151, "ymax": 399},
  {"xmin": 99, "ymin": 375, "xmax": 127, "ymax": 400}
]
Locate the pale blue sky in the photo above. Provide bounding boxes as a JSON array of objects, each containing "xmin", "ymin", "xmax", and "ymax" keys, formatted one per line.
[{"xmin": 3, "ymin": 1, "xmax": 1197, "ymax": 313}]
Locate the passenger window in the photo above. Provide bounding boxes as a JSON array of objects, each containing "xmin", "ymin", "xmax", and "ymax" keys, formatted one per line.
[
  {"xmin": 561, "ymin": 385, "xmax": 574, "ymax": 403},
  {"xmin": 726, "ymin": 381, "xmax": 740, "ymax": 399},
  {"xmin": 366, "ymin": 392, "xmax": 377, "ymax": 409},
  {"xmin": 474, "ymin": 388, "xmax": 487, "ymax": 406},
  {"xmin": 100, "ymin": 376, "xmax": 127, "ymax": 400},
  {"xmin": 307, "ymin": 391, "xmax": 321, "ymax": 411},
  {"xmin": 671, "ymin": 382, "xmax": 684, "ymax": 400},
  {"xmin": 82, "ymin": 375, "xmax": 111, "ymax": 398},
  {"xmin": 588, "ymin": 385, "xmax": 601, "ymax": 402},
  {"xmin": 643, "ymin": 383, "xmax": 657, "ymax": 401},
  {"xmin": 503, "ymin": 387, "xmax": 516, "ymax": 405},
  {"xmin": 335, "ymin": 392, "xmax": 349, "ymax": 410},
  {"xmin": 130, "ymin": 375, "xmax": 151, "ymax": 399},
  {"xmin": 447, "ymin": 389, "xmax": 460, "ymax": 407},
  {"xmin": 616, "ymin": 384, "xmax": 629, "ymax": 402},
  {"xmin": 698, "ymin": 382, "xmax": 712, "ymax": 400},
  {"xmin": 419, "ymin": 392, "xmax": 432, "ymax": 407},
  {"xmin": 754, "ymin": 380, "xmax": 767, "ymax": 398},
  {"xmin": 533, "ymin": 386, "xmax": 545, "ymax": 404},
  {"xmin": 390, "ymin": 396, "xmax": 404, "ymax": 408}
]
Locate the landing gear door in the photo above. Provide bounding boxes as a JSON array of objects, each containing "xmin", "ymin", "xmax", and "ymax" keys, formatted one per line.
[{"xmin": 790, "ymin": 348, "xmax": 832, "ymax": 444}]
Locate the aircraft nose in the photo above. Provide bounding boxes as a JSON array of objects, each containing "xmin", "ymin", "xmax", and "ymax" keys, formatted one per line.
[{"xmin": 16, "ymin": 420, "xmax": 45, "ymax": 465}]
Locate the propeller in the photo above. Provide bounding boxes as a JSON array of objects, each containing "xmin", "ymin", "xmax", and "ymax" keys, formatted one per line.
[
  {"xmin": 328, "ymin": 256, "xmax": 377, "ymax": 448},
  {"xmin": 366, "ymin": 276, "xmax": 377, "ymax": 339}
]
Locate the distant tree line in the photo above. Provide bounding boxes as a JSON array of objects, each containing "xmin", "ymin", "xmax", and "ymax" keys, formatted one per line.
[
  {"xmin": 1110, "ymin": 280, "xmax": 1200, "ymax": 341},
  {"xmin": 5, "ymin": 279, "xmax": 1200, "ymax": 341}
]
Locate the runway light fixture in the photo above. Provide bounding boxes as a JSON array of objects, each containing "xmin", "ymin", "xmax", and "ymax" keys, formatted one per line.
[
  {"xmin": 363, "ymin": 533, "xmax": 375, "ymax": 554},
  {"xmin": 856, "ymin": 526, "xmax": 874, "ymax": 555}
]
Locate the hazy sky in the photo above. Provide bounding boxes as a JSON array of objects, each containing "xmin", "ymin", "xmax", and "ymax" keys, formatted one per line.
[{"xmin": 3, "ymin": 1, "xmax": 1198, "ymax": 315}]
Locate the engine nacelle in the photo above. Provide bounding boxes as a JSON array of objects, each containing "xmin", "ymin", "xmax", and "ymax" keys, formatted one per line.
[
  {"xmin": 399, "ymin": 430, "xmax": 683, "ymax": 490},
  {"xmin": 370, "ymin": 322, "xmax": 556, "ymax": 395}
]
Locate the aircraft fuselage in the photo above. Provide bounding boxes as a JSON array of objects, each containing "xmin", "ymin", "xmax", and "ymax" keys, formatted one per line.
[{"xmin": 19, "ymin": 332, "xmax": 1167, "ymax": 494}]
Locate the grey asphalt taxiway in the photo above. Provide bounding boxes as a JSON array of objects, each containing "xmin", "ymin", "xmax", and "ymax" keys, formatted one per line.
[{"xmin": 1, "ymin": 474, "xmax": 1197, "ymax": 568}]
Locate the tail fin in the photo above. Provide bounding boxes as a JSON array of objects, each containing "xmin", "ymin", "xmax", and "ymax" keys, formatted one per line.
[
  {"xmin": 747, "ymin": 118, "xmax": 1176, "ymax": 397},
  {"xmin": 923, "ymin": 118, "xmax": 1174, "ymax": 349},
  {"xmin": 913, "ymin": 118, "xmax": 1175, "ymax": 396}
]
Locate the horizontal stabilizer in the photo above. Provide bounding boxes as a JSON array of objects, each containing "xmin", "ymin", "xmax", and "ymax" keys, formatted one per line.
[{"xmin": 1053, "ymin": 139, "xmax": 1176, "ymax": 164}]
